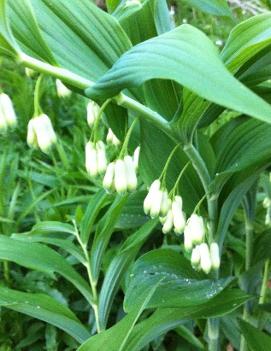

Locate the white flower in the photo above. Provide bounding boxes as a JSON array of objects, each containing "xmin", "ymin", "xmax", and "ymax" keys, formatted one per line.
[
  {"xmin": 199, "ymin": 243, "xmax": 212, "ymax": 274},
  {"xmin": 149, "ymin": 189, "xmax": 163, "ymax": 218},
  {"xmin": 185, "ymin": 214, "xmax": 205, "ymax": 245},
  {"xmin": 125, "ymin": 0, "xmax": 141, "ymax": 8},
  {"xmin": 103, "ymin": 162, "xmax": 115, "ymax": 191},
  {"xmin": 143, "ymin": 179, "xmax": 161, "ymax": 215},
  {"xmin": 162, "ymin": 210, "xmax": 173, "ymax": 234},
  {"xmin": 85, "ymin": 142, "xmax": 98, "ymax": 177},
  {"xmin": 114, "ymin": 159, "xmax": 128, "ymax": 193},
  {"xmin": 96, "ymin": 141, "xmax": 107, "ymax": 174},
  {"xmin": 263, "ymin": 197, "xmax": 271, "ymax": 208},
  {"xmin": 56, "ymin": 79, "xmax": 71, "ymax": 98},
  {"xmin": 184, "ymin": 229, "xmax": 193, "ymax": 252},
  {"xmin": 87, "ymin": 101, "xmax": 99, "ymax": 127},
  {"xmin": 172, "ymin": 195, "xmax": 186, "ymax": 234},
  {"xmin": 160, "ymin": 191, "xmax": 171, "ymax": 217},
  {"xmin": 85, "ymin": 141, "xmax": 107, "ymax": 177},
  {"xmin": 124, "ymin": 155, "xmax": 137, "ymax": 191},
  {"xmin": 210, "ymin": 242, "xmax": 220, "ymax": 270},
  {"xmin": 106, "ymin": 128, "xmax": 120, "ymax": 146},
  {"xmin": 191, "ymin": 245, "xmax": 201, "ymax": 268},
  {"xmin": 27, "ymin": 114, "xmax": 56, "ymax": 153},
  {"xmin": 0, "ymin": 93, "xmax": 17, "ymax": 131},
  {"xmin": 133, "ymin": 146, "xmax": 140, "ymax": 170}
]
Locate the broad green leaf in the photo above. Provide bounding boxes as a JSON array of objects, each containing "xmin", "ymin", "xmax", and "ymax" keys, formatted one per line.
[
  {"xmin": 0, "ymin": 287, "xmax": 90, "ymax": 343},
  {"xmin": 8, "ymin": 0, "xmax": 131, "ymax": 80},
  {"xmin": 175, "ymin": 325, "xmax": 204, "ymax": 350},
  {"xmin": 80, "ymin": 189, "xmax": 111, "ymax": 245},
  {"xmin": 239, "ymin": 320, "xmax": 271, "ymax": 351},
  {"xmin": 90, "ymin": 195, "xmax": 128, "ymax": 282},
  {"xmin": 98, "ymin": 219, "xmax": 158, "ymax": 329},
  {"xmin": 11, "ymin": 233, "xmax": 85, "ymax": 265},
  {"xmin": 125, "ymin": 289, "xmax": 249, "ymax": 351},
  {"xmin": 87, "ymin": 24, "xmax": 271, "ymax": 129},
  {"xmin": 0, "ymin": 0, "xmax": 19, "ymax": 56},
  {"xmin": 0, "ymin": 235, "xmax": 92, "ymax": 304},
  {"xmin": 181, "ymin": 0, "xmax": 231, "ymax": 16},
  {"xmin": 254, "ymin": 231, "xmax": 271, "ymax": 263},
  {"xmin": 30, "ymin": 221, "xmax": 75, "ymax": 236},
  {"xmin": 124, "ymin": 248, "xmax": 232, "ymax": 311},
  {"xmin": 78, "ymin": 281, "xmax": 159, "ymax": 351},
  {"xmin": 222, "ymin": 14, "xmax": 271, "ymax": 73}
]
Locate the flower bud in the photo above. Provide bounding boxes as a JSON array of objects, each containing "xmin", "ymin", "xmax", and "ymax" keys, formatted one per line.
[
  {"xmin": 143, "ymin": 179, "xmax": 161, "ymax": 215},
  {"xmin": 125, "ymin": 0, "xmax": 142, "ymax": 8},
  {"xmin": 133, "ymin": 146, "xmax": 140, "ymax": 170},
  {"xmin": 0, "ymin": 93, "xmax": 17, "ymax": 129},
  {"xmin": 56, "ymin": 79, "xmax": 71, "ymax": 98},
  {"xmin": 185, "ymin": 214, "xmax": 205, "ymax": 244},
  {"xmin": 87, "ymin": 101, "xmax": 99, "ymax": 127},
  {"xmin": 199, "ymin": 243, "xmax": 212, "ymax": 274},
  {"xmin": 27, "ymin": 114, "xmax": 56, "ymax": 153},
  {"xmin": 191, "ymin": 245, "xmax": 201, "ymax": 268},
  {"xmin": 162, "ymin": 210, "xmax": 173, "ymax": 234},
  {"xmin": 160, "ymin": 191, "xmax": 171, "ymax": 217},
  {"xmin": 172, "ymin": 195, "xmax": 186, "ymax": 234},
  {"xmin": 96, "ymin": 141, "xmax": 107, "ymax": 174},
  {"xmin": 263, "ymin": 197, "xmax": 271, "ymax": 209},
  {"xmin": 114, "ymin": 159, "xmax": 128, "ymax": 193},
  {"xmin": 106, "ymin": 128, "xmax": 120, "ymax": 146},
  {"xmin": 103, "ymin": 162, "xmax": 115, "ymax": 191},
  {"xmin": 210, "ymin": 242, "xmax": 220, "ymax": 270},
  {"xmin": 124, "ymin": 155, "xmax": 137, "ymax": 191},
  {"xmin": 25, "ymin": 68, "xmax": 35, "ymax": 77},
  {"xmin": 85, "ymin": 141, "xmax": 98, "ymax": 177}
]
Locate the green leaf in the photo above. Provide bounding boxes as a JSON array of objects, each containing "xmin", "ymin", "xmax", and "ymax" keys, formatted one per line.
[
  {"xmin": 78, "ymin": 281, "xmax": 160, "ymax": 351},
  {"xmin": 0, "ymin": 287, "xmax": 90, "ymax": 343},
  {"xmin": 239, "ymin": 320, "xmax": 271, "ymax": 351},
  {"xmin": 30, "ymin": 221, "xmax": 76, "ymax": 236},
  {"xmin": 0, "ymin": 235, "xmax": 92, "ymax": 304},
  {"xmin": 8, "ymin": 0, "xmax": 131, "ymax": 80},
  {"xmin": 0, "ymin": 0, "xmax": 19, "ymax": 56},
  {"xmin": 90, "ymin": 195, "xmax": 128, "ymax": 282},
  {"xmin": 98, "ymin": 219, "xmax": 158, "ymax": 329},
  {"xmin": 80, "ymin": 189, "xmax": 110, "ymax": 245},
  {"xmin": 123, "ymin": 288, "xmax": 250, "ymax": 351},
  {"xmin": 182, "ymin": 0, "xmax": 231, "ymax": 16},
  {"xmin": 124, "ymin": 248, "xmax": 232, "ymax": 311},
  {"xmin": 254, "ymin": 231, "xmax": 271, "ymax": 263},
  {"xmin": 222, "ymin": 14, "xmax": 271, "ymax": 73},
  {"xmin": 87, "ymin": 24, "xmax": 271, "ymax": 129}
]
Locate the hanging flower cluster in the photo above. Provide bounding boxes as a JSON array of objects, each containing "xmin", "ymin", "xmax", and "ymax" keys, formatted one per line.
[
  {"xmin": 27, "ymin": 114, "xmax": 57, "ymax": 153},
  {"xmin": 143, "ymin": 145, "xmax": 221, "ymax": 274},
  {"xmin": 0, "ymin": 93, "xmax": 17, "ymax": 132},
  {"xmin": 106, "ymin": 128, "xmax": 120, "ymax": 146}
]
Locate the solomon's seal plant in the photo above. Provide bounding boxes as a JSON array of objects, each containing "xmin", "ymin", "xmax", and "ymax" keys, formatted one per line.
[{"xmin": 0, "ymin": 0, "xmax": 271, "ymax": 350}]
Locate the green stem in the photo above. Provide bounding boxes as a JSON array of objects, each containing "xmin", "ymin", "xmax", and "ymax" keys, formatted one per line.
[
  {"xmin": 159, "ymin": 143, "xmax": 181, "ymax": 187},
  {"xmin": 19, "ymin": 53, "xmax": 93, "ymax": 90},
  {"xmin": 259, "ymin": 259, "xmax": 270, "ymax": 305},
  {"xmin": 240, "ymin": 217, "xmax": 254, "ymax": 351},
  {"xmin": 91, "ymin": 99, "xmax": 112, "ymax": 143},
  {"xmin": 208, "ymin": 319, "xmax": 219, "ymax": 351},
  {"xmin": 169, "ymin": 161, "xmax": 191, "ymax": 197},
  {"xmin": 119, "ymin": 117, "xmax": 138, "ymax": 159},
  {"xmin": 33, "ymin": 74, "xmax": 44, "ymax": 116},
  {"xmin": 115, "ymin": 93, "xmax": 173, "ymax": 140},
  {"xmin": 73, "ymin": 221, "xmax": 101, "ymax": 333}
]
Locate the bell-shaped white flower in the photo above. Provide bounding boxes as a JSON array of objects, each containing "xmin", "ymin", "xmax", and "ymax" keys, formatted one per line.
[
  {"xmin": 160, "ymin": 191, "xmax": 171, "ymax": 217},
  {"xmin": 85, "ymin": 141, "xmax": 98, "ymax": 177},
  {"xmin": 96, "ymin": 141, "xmax": 107, "ymax": 174},
  {"xmin": 185, "ymin": 214, "xmax": 205, "ymax": 245},
  {"xmin": 172, "ymin": 195, "xmax": 186, "ymax": 234},
  {"xmin": 199, "ymin": 243, "xmax": 212, "ymax": 274},
  {"xmin": 149, "ymin": 189, "xmax": 163, "ymax": 218},
  {"xmin": 27, "ymin": 114, "xmax": 57, "ymax": 153},
  {"xmin": 210, "ymin": 242, "xmax": 220, "ymax": 270},
  {"xmin": 87, "ymin": 101, "xmax": 99, "ymax": 127},
  {"xmin": 114, "ymin": 159, "xmax": 128, "ymax": 193},
  {"xmin": 0, "ymin": 93, "xmax": 17, "ymax": 130},
  {"xmin": 106, "ymin": 128, "xmax": 120, "ymax": 146},
  {"xmin": 133, "ymin": 146, "xmax": 140, "ymax": 170},
  {"xmin": 143, "ymin": 179, "xmax": 160, "ymax": 215},
  {"xmin": 103, "ymin": 162, "xmax": 115, "ymax": 192},
  {"xmin": 162, "ymin": 209, "xmax": 173, "ymax": 234},
  {"xmin": 191, "ymin": 245, "xmax": 201, "ymax": 268},
  {"xmin": 124, "ymin": 155, "xmax": 137, "ymax": 191},
  {"xmin": 184, "ymin": 229, "xmax": 193, "ymax": 252},
  {"xmin": 56, "ymin": 79, "xmax": 71, "ymax": 98}
]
